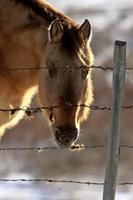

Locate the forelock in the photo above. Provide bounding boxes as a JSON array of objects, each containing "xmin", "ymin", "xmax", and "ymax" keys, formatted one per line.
[{"xmin": 61, "ymin": 25, "xmax": 83, "ymax": 58}]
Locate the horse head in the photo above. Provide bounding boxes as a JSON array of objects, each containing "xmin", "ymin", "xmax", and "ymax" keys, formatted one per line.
[{"xmin": 39, "ymin": 19, "xmax": 94, "ymax": 147}]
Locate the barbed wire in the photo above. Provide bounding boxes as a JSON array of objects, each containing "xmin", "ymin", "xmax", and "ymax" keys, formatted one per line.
[
  {"xmin": 0, "ymin": 178, "xmax": 132, "ymax": 186},
  {"xmin": 0, "ymin": 65, "xmax": 133, "ymax": 71},
  {"xmin": 1, "ymin": 104, "xmax": 133, "ymax": 116},
  {"xmin": 0, "ymin": 105, "xmax": 111, "ymax": 115},
  {"xmin": 0, "ymin": 179, "xmax": 104, "ymax": 185},
  {"xmin": 92, "ymin": 66, "xmax": 133, "ymax": 71},
  {"xmin": 1, "ymin": 144, "xmax": 133, "ymax": 151}
]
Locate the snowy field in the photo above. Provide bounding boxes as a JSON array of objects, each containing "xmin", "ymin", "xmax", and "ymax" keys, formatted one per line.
[{"xmin": 0, "ymin": 179, "xmax": 133, "ymax": 200}]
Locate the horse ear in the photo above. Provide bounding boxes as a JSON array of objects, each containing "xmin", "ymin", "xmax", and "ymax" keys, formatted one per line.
[
  {"xmin": 48, "ymin": 19, "xmax": 64, "ymax": 43},
  {"xmin": 79, "ymin": 19, "xmax": 92, "ymax": 43}
]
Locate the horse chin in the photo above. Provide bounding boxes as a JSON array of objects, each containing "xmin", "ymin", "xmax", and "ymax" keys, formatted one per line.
[
  {"xmin": 54, "ymin": 136, "xmax": 78, "ymax": 148},
  {"xmin": 55, "ymin": 140, "xmax": 76, "ymax": 148}
]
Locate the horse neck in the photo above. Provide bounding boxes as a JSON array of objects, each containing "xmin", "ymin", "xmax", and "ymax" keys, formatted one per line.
[{"xmin": 0, "ymin": 1, "xmax": 41, "ymax": 96}]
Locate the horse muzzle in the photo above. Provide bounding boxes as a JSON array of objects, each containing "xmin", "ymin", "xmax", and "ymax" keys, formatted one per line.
[{"xmin": 54, "ymin": 126, "xmax": 79, "ymax": 147}]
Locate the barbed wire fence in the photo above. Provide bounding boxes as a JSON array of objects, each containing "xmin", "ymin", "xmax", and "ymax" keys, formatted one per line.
[{"xmin": 0, "ymin": 41, "xmax": 132, "ymax": 199}]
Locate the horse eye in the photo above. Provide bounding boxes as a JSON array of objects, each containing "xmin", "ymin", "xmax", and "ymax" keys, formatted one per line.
[
  {"xmin": 81, "ymin": 66, "xmax": 89, "ymax": 79},
  {"xmin": 48, "ymin": 66, "xmax": 57, "ymax": 79}
]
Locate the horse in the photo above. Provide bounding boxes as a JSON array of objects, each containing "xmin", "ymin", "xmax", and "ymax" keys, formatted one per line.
[{"xmin": 0, "ymin": 0, "xmax": 94, "ymax": 147}]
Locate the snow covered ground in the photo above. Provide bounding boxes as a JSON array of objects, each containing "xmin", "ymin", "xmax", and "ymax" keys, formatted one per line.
[{"xmin": 0, "ymin": 180, "xmax": 133, "ymax": 200}]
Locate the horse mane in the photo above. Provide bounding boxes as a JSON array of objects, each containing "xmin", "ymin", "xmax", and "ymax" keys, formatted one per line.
[
  {"xmin": 14, "ymin": 0, "xmax": 89, "ymax": 60},
  {"xmin": 14, "ymin": 0, "xmax": 76, "ymax": 25}
]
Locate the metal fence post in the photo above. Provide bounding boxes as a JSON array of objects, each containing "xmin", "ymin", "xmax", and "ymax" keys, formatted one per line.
[{"xmin": 103, "ymin": 40, "xmax": 126, "ymax": 200}]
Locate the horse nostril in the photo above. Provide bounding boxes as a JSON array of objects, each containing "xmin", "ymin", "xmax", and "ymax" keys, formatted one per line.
[
  {"xmin": 55, "ymin": 128, "xmax": 61, "ymax": 140},
  {"xmin": 74, "ymin": 129, "xmax": 78, "ymax": 136}
]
